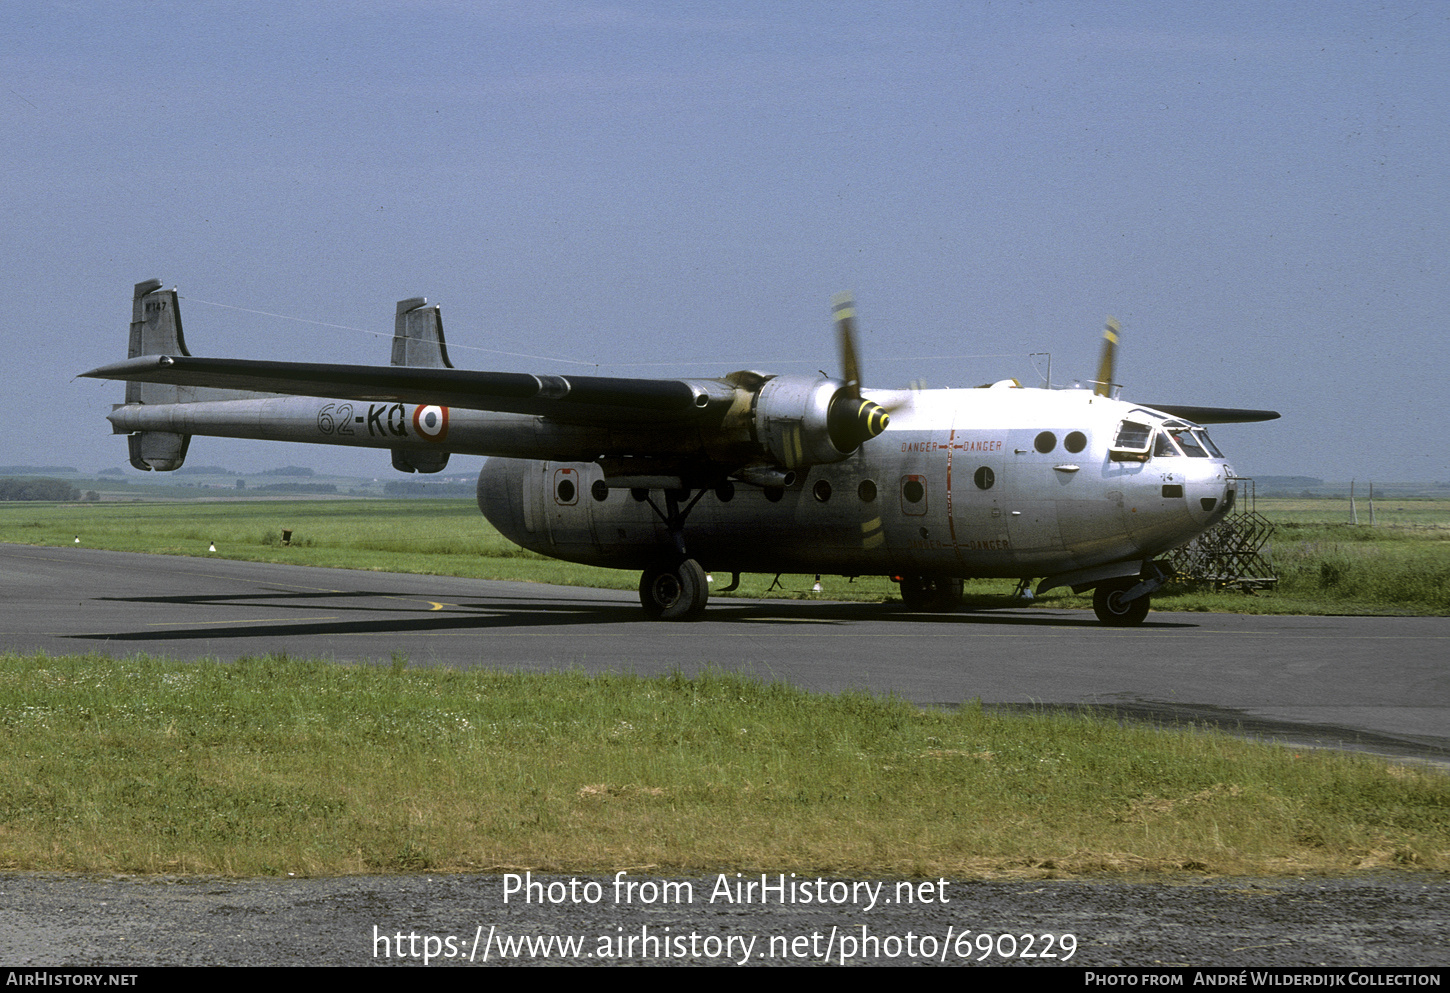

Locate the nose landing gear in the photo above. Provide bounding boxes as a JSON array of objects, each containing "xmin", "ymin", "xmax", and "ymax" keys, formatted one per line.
[
  {"xmin": 1092, "ymin": 578, "xmax": 1151, "ymax": 626},
  {"xmin": 1091, "ymin": 562, "xmax": 1172, "ymax": 626}
]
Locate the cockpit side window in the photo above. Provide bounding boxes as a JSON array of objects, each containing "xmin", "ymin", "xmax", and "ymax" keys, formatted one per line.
[
  {"xmin": 1109, "ymin": 419, "xmax": 1153, "ymax": 462},
  {"xmin": 1154, "ymin": 432, "xmax": 1182, "ymax": 458}
]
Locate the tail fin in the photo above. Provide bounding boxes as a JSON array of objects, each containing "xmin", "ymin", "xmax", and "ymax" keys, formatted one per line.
[
  {"xmin": 390, "ymin": 297, "xmax": 452, "ymax": 474},
  {"xmin": 390, "ymin": 296, "xmax": 453, "ymax": 370},
  {"xmin": 122, "ymin": 279, "xmax": 191, "ymax": 470}
]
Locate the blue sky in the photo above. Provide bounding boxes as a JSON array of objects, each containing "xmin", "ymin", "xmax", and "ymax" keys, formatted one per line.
[{"xmin": 5, "ymin": 1, "xmax": 1446, "ymax": 481}]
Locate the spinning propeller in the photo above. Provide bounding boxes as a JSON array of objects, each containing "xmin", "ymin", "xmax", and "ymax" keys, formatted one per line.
[
  {"xmin": 826, "ymin": 292, "xmax": 891, "ymax": 451},
  {"xmin": 1093, "ymin": 316, "xmax": 1120, "ymax": 398}
]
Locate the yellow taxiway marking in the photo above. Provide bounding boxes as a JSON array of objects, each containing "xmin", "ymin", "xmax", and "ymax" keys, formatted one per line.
[
  {"xmin": 168, "ymin": 567, "xmax": 457, "ymax": 612},
  {"xmin": 168, "ymin": 567, "xmax": 462, "ymax": 611}
]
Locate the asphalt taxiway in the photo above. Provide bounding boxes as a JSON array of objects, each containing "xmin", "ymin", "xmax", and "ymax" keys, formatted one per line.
[{"xmin": 4, "ymin": 543, "xmax": 1446, "ymax": 763}]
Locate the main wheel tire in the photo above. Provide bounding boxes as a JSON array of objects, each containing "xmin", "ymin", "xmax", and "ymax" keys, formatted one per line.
[
  {"xmin": 1093, "ymin": 579, "xmax": 1150, "ymax": 626},
  {"xmin": 897, "ymin": 576, "xmax": 964, "ymax": 612},
  {"xmin": 639, "ymin": 558, "xmax": 709, "ymax": 621}
]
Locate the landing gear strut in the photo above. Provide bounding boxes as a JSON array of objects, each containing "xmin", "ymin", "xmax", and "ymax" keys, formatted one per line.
[
  {"xmin": 637, "ymin": 486, "xmax": 712, "ymax": 621},
  {"xmin": 1090, "ymin": 562, "xmax": 1172, "ymax": 626},
  {"xmin": 896, "ymin": 576, "xmax": 964, "ymax": 612}
]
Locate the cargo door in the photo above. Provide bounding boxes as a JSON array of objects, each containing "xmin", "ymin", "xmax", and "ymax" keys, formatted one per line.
[{"xmin": 945, "ymin": 424, "xmax": 1010, "ymax": 570}]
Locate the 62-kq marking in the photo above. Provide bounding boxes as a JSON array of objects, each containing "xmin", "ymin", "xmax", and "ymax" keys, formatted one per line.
[{"xmin": 317, "ymin": 403, "xmax": 449, "ymax": 442}]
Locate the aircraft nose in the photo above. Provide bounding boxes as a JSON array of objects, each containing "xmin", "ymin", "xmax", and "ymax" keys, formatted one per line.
[{"xmin": 1186, "ymin": 467, "xmax": 1235, "ymax": 525}]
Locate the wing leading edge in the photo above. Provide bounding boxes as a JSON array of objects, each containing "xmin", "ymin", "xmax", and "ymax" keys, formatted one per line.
[
  {"xmin": 82, "ymin": 355, "xmax": 727, "ymax": 425},
  {"xmin": 1139, "ymin": 403, "xmax": 1280, "ymax": 425}
]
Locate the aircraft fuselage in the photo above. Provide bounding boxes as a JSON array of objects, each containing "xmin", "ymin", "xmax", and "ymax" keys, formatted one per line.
[{"xmin": 475, "ymin": 386, "xmax": 1238, "ymax": 582}]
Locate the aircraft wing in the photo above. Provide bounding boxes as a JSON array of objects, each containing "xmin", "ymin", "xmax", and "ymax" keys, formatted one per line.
[
  {"xmin": 82, "ymin": 355, "xmax": 723, "ymax": 425},
  {"xmin": 1140, "ymin": 404, "xmax": 1280, "ymax": 424}
]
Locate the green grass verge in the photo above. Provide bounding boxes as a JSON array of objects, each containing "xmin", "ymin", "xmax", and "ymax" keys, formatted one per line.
[{"xmin": 2, "ymin": 652, "xmax": 1445, "ymax": 878}]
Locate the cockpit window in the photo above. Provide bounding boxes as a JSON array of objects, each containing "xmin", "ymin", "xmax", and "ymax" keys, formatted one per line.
[
  {"xmin": 1154, "ymin": 432, "xmax": 1183, "ymax": 458},
  {"xmin": 1109, "ymin": 420, "xmax": 1153, "ymax": 462},
  {"xmin": 1167, "ymin": 428, "xmax": 1209, "ymax": 458},
  {"xmin": 1194, "ymin": 429, "xmax": 1223, "ymax": 458},
  {"xmin": 1113, "ymin": 420, "xmax": 1152, "ymax": 450}
]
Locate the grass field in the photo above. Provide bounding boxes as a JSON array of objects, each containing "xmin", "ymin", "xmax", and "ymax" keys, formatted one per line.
[{"xmin": 2, "ymin": 652, "xmax": 1444, "ymax": 878}]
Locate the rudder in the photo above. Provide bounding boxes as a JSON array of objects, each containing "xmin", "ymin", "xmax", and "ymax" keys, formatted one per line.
[{"xmin": 122, "ymin": 279, "xmax": 192, "ymax": 470}]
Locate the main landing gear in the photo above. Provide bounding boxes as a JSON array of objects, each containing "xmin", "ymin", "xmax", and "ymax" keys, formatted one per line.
[
  {"xmin": 637, "ymin": 486, "xmax": 712, "ymax": 621},
  {"xmin": 895, "ymin": 575, "xmax": 964, "ymax": 612},
  {"xmin": 639, "ymin": 557, "xmax": 710, "ymax": 621}
]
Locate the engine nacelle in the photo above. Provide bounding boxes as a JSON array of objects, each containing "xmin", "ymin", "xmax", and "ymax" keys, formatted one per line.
[{"xmin": 752, "ymin": 374, "xmax": 889, "ymax": 469}]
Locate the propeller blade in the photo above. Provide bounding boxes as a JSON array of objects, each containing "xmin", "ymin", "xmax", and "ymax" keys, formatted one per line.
[
  {"xmin": 833, "ymin": 291, "xmax": 862, "ymax": 400},
  {"xmin": 826, "ymin": 291, "xmax": 889, "ymax": 450},
  {"xmin": 1093, "ymin": 316, "xmax": 1120, "ymax": 397}
]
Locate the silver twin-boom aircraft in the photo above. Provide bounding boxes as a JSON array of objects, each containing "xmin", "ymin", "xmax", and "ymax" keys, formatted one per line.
[{"xmin": 84, "ymin": 280, "xmax": 1278, "ymax": 624}]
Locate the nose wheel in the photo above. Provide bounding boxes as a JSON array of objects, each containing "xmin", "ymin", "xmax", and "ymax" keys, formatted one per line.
[
  {"xmin": 1092, "ymin": 578, "xmax": 1151, "ymax": 626},
  {"xmin": 640, "ymin": 557, "xmax": 710, "ymax": 621}
]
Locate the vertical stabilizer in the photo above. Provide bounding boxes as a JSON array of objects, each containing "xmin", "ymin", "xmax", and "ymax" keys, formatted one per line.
[
  {"xmin": 390, "ymin": 297, "xmax": 452, "ymax": 474},
  {"xmin": 128, "ymin": 279, "xmax": 183, "ymax": 354},
  {"xmin": 391, "ymin": 297, "xmax": 453, "ymax": 370},
  {"xmin": 127, "ymin": 431, "xmax": 190, "ymax": 473},
  {"xmin": 124, "ymin": 280, "xmax": 192, "ymax": 470},
  {"xmin": 127, "ymin": 280, "xmax": 191, "ymax": 401}
]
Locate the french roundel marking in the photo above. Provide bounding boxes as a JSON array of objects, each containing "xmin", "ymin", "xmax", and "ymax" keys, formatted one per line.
[{"xmin": 413, "ymin": 405, "xmax": 449, "ymax": 443}]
